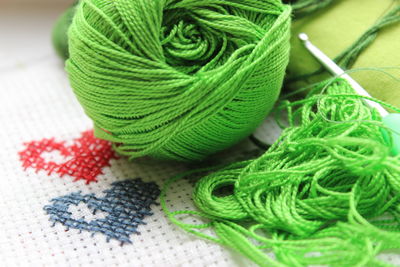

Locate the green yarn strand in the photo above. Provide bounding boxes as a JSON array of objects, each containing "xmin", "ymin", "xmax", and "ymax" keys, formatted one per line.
[
  {"xmin": 288, "ymin": 2, "xmax": 400, "ymax": 84},
  {"xmin": 161, "ymin": 79, "xmax": 400, "ymax": 266},
  {"xmin": 66, "ymin": 0, "xmax": 291, "ymax": 161},
  {"xmin": 335, "ymin": 3, "xmax": 400, "ymax": 70}
]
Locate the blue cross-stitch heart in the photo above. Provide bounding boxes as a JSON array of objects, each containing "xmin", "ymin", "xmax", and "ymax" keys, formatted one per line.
[{"xmin": 44, "ymin": 178, "xmax": 160, "ymax": 243}]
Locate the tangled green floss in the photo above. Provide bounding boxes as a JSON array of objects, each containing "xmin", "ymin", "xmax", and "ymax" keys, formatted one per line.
[
  {"xmin": 161, "ymin": 79, "xmax": 400, "ymax": 266},
  {"xmin": 66, "ymin": 0, "xmax": 291, "ymax": 161}
]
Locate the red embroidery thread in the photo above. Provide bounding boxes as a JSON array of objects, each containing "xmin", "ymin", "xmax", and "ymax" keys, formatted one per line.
[{"xmin": 19, "ymin": 130, "xmax": 118, "ymax": 183}]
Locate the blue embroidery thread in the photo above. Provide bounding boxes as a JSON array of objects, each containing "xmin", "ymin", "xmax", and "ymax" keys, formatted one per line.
[{"xmin": 44, "ymin": 178, "xmax": 160, "ymax": 243}]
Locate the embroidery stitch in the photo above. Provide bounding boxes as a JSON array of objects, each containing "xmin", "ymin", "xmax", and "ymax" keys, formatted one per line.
[
  {"xmin": 19, "ymin": 130, "xmax": 118, "ymax": 183},
  {"xmin": 44, "ymin": 178, "xmax": 160, "ymax": 243}
]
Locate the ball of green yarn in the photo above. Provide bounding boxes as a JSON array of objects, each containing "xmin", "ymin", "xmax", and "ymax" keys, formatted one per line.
[{"xmin": 66, "ymin": 0, "xmax": 291, "ymax": 161}]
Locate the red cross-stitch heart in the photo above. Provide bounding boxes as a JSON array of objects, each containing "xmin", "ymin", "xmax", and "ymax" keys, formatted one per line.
[{"xmin": 19, "ymin": 130, "xmax": 118, "ymax": 184}]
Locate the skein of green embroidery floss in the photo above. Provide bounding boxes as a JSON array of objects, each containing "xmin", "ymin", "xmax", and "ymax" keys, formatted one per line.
[
  {"xmin": 62, "ymin": 0, "xmax": 291, "ymax": 161},
  {"xmin": 161, "ymin": 77, "xmax": 400, "ymax": 267}
]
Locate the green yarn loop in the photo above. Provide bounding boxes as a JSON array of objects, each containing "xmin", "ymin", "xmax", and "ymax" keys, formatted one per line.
[
  {"xmin": 161, "ymin": 79, "xmax": 400, "ymax": 266},
  {"xmin": 66, "ymin": 0, "xmax": 291, "ymax": 161}
]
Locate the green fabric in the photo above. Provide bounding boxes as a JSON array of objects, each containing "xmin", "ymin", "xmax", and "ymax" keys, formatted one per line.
[{"xmin": 287, "ymin": 0, "xmax": 400, "ymax": 108}]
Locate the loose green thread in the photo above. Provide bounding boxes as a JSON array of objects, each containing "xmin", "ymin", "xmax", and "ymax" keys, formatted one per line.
[
  {"xmin": 66, "ymin": 0, "xmax": 291, "ymax": 161},
  {"xmin": 161, "ymin": 79, "xmax": 400, "ymax": 266},
  {"xmin": 335, "ymin": 3, "xmax": 400, "ymax": 70},
  {"xmin": 288, "ymin": 2, "xmax": 400, "ymax": 84}
]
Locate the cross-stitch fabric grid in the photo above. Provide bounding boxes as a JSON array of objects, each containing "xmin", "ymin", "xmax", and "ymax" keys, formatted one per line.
[{"xmin": 1, "ymin": 1, "xmax": 399, "ymax": 266}]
